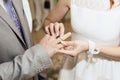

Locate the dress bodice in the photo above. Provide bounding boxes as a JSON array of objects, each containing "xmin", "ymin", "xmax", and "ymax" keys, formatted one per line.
[
  {"xmin": 59, "ymin": 1, "xmax": 120, "ymax": 80},
  {"xmin": 71, "ymin": 0, "xmax": 120, "ymax": 46}
]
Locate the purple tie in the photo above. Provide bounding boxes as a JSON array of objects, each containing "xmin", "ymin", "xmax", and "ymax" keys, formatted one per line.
[{"xmin": 4, "ymin": 0, "xmax": 24, "ymax": 39}]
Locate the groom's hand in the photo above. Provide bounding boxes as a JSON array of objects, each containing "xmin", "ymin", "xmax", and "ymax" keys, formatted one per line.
[{"xmin": 40, "ymin": 32, "xmax": 71, "ymax": 57}]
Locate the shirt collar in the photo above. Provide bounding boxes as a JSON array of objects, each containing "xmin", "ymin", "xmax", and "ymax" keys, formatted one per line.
[{"xmin": 0, "ymin": 0, "xmax": 6, "ymax": 10}]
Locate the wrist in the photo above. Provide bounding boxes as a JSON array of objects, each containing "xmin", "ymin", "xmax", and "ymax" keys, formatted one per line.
[
  {"xmin": 43, "ymin": 18, "xmax": 52, "ymax": 27},
  {"xmin": 78, "ymin": 40, "xmax": 89, "ymax": 51},
  {"xmin": 84, "ymin": 41, "xmax": 89, "ymax": 51}
]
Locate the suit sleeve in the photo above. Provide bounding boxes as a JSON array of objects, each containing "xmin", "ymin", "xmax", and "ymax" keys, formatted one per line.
[{"xmin": 0, "ymin": 44, "xmax": 52, "ymax": 80}]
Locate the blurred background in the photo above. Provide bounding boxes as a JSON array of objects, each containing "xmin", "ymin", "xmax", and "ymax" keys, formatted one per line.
[{"xmin": 26, "ymin": 0, "xmax": 71, "ymax": 80}]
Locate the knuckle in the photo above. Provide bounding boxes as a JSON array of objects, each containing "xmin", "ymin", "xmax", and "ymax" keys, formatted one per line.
[
  {"xmin": 55, "ymin": 22, "xmax": 59, "ymax": 25},
  {"xmin": 45, "ymin": 34, "xmax": 49, "ymax": 37},
  {"xmin": 50, "ymin": 23, "xmax": 54, "ymax": 25},
  {"xmin": 60, "ymin": 23, "xmax": 63, "ymax": 25}
]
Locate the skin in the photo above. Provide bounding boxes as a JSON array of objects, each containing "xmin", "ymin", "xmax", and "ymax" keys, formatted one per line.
[
  {"xmin": 43, "ymin": 0, "xmax": 70, "ymax": 37},
  {"xmin": 40, "ymin": 32, "xmax": 71, "ymax": 57},
  {"xmin": 43, "ymin": 0, "xmax": 120, "ymax": 58},
  {"xmin": 57, "ymin": 40, "xmax": 89, "ymax": 57}
]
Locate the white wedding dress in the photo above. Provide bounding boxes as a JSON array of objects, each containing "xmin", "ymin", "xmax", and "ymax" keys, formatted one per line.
[{"xmin": 58, "ymin": 0, "xmax": 120, "ymax": 80}]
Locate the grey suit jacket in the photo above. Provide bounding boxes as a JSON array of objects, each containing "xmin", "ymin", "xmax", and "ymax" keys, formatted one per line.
[{"xmin": 0, "ymin": 0, "xmax": 52, "ymax": 80}]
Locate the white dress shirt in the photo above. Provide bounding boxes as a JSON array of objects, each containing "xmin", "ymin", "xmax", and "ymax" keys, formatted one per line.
[
  {"xmin": 22, "ymin": 0, "xmax": 32, "ymax": 32},
  {"xmin": 0, "ymin": 0, "xmax": 6, "ymax": 9},
  {"xmin": 0, "ymin": 0, "xmax": 32, "ymax": 32}
]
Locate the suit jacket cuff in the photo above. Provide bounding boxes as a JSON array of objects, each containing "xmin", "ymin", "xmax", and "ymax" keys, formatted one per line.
[{"xmin": 28, "ymin": 44, "xmax": 52, "ymax": 73}]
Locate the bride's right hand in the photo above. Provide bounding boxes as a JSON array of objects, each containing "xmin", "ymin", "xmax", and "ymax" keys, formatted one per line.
[
  {"xmin": 45, "ymin": 22, "xmax": 65, "ymax": 37},
  {"xmin": 57, "ymin": 40, "xmax": 89, "ymax": 56}
]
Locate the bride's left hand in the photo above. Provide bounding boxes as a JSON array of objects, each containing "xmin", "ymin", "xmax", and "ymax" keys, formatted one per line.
[{"xmin": 57, "ymin": 40, "xmax": 89, "ymax": 56}]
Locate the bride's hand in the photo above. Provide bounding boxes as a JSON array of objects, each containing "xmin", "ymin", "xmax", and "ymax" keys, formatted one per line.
[
  {"xmin": 57, "ymin": 40, "xmax": 89, "ymax": 56},
  {"xmin": 45, "ymin": 22, "xmax": 65, "ymax": 37}
]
